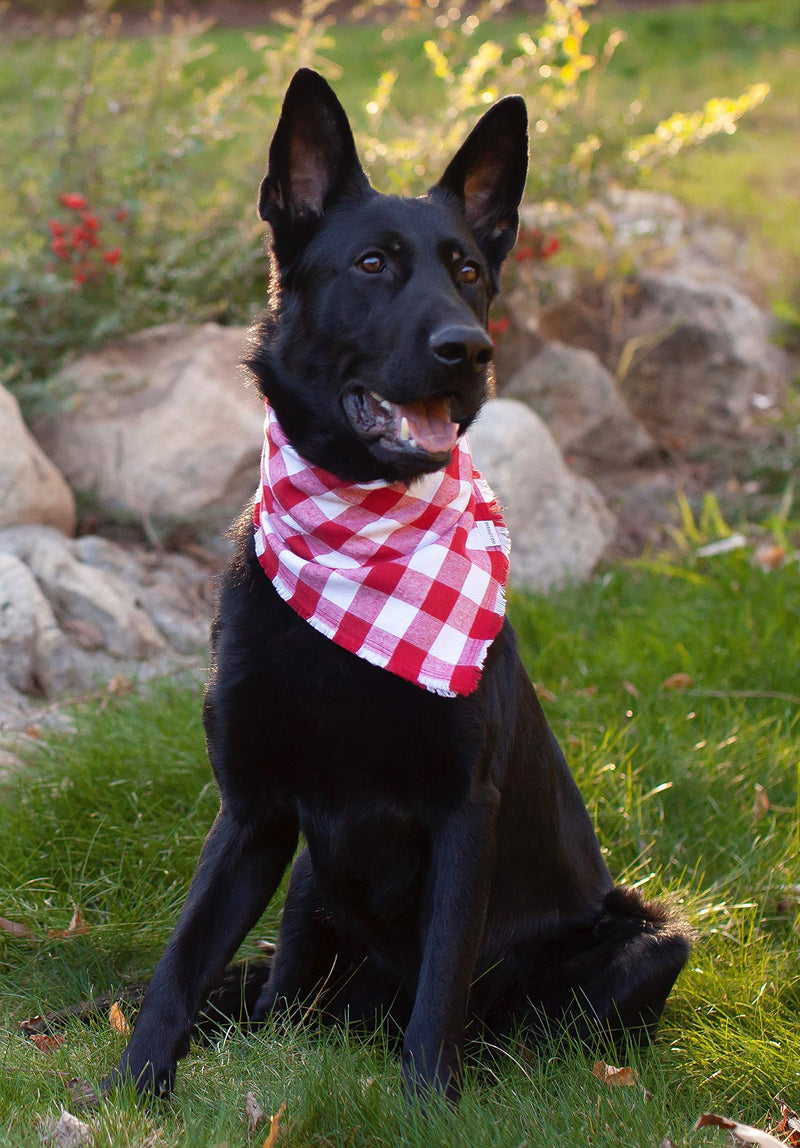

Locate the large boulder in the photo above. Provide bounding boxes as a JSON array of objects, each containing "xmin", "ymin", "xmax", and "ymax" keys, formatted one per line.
[
  {"xmin": 617, "ymin": 272, "xmax": 791, "ymax": 439},
  {"xmin": 468, "ymin": 399, "xmax": 615, "ymax": 592},
  {"xmin": 503, "ymin": 338, "xmax": 653, "ymax": 467},
  {"xmin": 34, "ymin": 323, "xmax": 264, "ymax": 522},
  {"xmin": 0, "ymin": 384, "xmax": 75, "ymax": 534}
]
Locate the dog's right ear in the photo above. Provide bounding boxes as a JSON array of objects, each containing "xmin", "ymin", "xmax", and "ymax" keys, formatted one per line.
[{"xmin": 259, "ymin": 69, "xmax": 370, "ymax": 259}]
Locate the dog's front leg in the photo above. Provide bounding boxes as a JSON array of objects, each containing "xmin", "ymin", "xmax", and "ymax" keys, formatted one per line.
[
  {"xmin": 403, "ymin": 778, "xmax": 500, "ymax": 1104},
  {"xmin": 108, "ymin": 803, "xmax": 298, "ymax": 1098}
]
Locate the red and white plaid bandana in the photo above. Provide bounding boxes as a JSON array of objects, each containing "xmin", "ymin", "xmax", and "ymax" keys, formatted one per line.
[{"xmin": 253, "ymin": 403, "xmax": 510, "ymax": 697}]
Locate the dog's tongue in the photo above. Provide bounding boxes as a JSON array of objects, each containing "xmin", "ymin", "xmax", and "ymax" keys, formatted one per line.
[{"xmin": 398, "ymin": 397, "xmax": 459, "ymax": 454}]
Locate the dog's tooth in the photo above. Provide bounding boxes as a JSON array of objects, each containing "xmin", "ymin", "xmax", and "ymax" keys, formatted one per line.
[
  {"xmin": 399, "ymin": 416, "xmax": 410, "ymax": 442},
  {"xmin": 370, "ymin": 391, "xmax": 393, "ymax": 414},
  {"xmin": 409, "ymin": 437, "xmax": 418, "ymax": 449}
]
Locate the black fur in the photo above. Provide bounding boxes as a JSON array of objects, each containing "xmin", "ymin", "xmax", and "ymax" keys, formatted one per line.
[{"xmin": 108, "ymin": 69, "xmax": 689, "ymax": 1105}]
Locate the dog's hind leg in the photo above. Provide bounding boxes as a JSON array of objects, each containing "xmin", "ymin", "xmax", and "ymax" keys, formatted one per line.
[
  {"xmin": 107, "ymin": 804, "xmax": 298, "ymax": 1097},
  {"xmin": 253, "ymin": 847, "xmax": 346, "ymax": 1021},
  {"xmin": 253, "ymin": 848, "xmax": 410, "ymax": 1036}
]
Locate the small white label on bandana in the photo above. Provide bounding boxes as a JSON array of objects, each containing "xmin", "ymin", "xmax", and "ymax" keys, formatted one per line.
[{"xmin": 473, "ymin": 519, "xmax": 503, "ymax": 549}]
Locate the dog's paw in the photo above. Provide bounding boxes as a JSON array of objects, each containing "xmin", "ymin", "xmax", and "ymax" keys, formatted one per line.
[
  {"xmin": 101, "ymin": 1053, "xmax": 177, "ymax": 1102},
  {"xmin": 401, "ymin": 1037, "xmax": 462, "ymax": 1107}
]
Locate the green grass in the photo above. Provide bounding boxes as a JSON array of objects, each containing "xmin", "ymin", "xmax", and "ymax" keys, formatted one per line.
[{"xmin": 1, "ymin": 548, "xmax": 799, "ymax": 1146}]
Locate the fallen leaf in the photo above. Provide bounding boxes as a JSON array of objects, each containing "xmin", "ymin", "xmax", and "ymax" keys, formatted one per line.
[
  {"xmin": 30, "ymin": 1033, "xmax": 66, "ymax": 1053},
  {"xmin": 622, "ymin": 680, "xmax": 641, "ymax": 698},
  {"xmin": 255, "ymin": 939, "xmax": 277, "ymax": 955},
  {"xmin": 263, "ymin": 1101, "xmax": 286, "ymax": 1148},
  {"xmin": 754, "ymin": 544, "xmax": 785, "ymax": 571},
  {"xmin": 593, "ymin": 1059, "xmax": 639, "ymax": 1087},
  {"xmin": 47, "ymin": 908, "xmax": 89, "ymax": 940},
  {"xmin": 109, "ymin": 1001, "xmax": 130, "ymax": 1035},
  {"xmin": 20, "ymin": 1014, "xmax": 45, "ymax": 1035},
  {"xmin": 37, "ymin": 1108, "xmax": 94, "ymax": 1147},
  {"xmin": 695, "ymin": 1113, "xmax": 785, "ymax": 1147},
  {"xmin": 662, "ymin": 672, "xmax": 693, "ymax": 691},
  {"xmin": 246, "ymin": 1091, "xmax": 265, "ymax": 1133},
  {"xmin": 752, "ymin": 783, "xmax": 770, "ymax": 824},
  {"xmin": 107, "ymin": 675, "xmax": 133, "ymax": 696},
  {"xmin": 775, "ymin": 1100, "xmax": 800, "ymax": 1147},
  {"xmin": 0, "ymin": 915, "xmax": 34, "ymax": 938},
  {"xmin": 659, "ymin": 1140, "xmax": 676, "ymax": 1148},
  {"xmin": 535, "ymin": 683, "xmax": 558, "ymax": 703}
]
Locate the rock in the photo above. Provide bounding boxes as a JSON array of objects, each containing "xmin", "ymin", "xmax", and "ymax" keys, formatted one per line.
[
  {"xmin": 617, "ymin": 272, "xmax": 791, "ymax": 438},
  {"xmin": 0, "ymin": 384, "xmax": 76, "ymax": 534},
  {"xmin": 600, "ymin": 188, "xmax": 687, "ymax": 252},
  {"xmin": 0, "ymin": 526, "xmax": 165, "ymax": 660},
  {"xmin": 503, "ymin": 339, "xmax": 653, "ymax": 467},
  {"xmin": 73, "ymin": 535, "xmax": 213, "ymax": 654},
  {"xmin": 0, "ymin": 526, "xmax": 214, "ymax": 736},
  {"xmin": 0, "ymin": 551, "xmax": 83, "ymax": 698},
  {"xmin": 33, "ymin": 323, "xmax": 264, "ymax": 522},
  {"xmin": 469, "ymin": 399, "xmax": 616, "ymax": 592}
]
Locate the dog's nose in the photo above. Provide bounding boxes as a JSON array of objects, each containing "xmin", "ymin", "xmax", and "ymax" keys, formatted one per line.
[{"xmin": 429, "ymin": 325, "xmax": 493, "ymax": 371}]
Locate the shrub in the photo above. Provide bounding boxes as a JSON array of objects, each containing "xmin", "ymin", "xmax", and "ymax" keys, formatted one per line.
[{"xmin": 0, "ymin": 0, "xmax": 769, "ymax": 405}]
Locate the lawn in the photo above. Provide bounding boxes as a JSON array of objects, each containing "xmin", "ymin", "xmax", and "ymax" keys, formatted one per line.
[
  {"xmin": 1, "ymin": 2, "xmax": 799, "ymax": 1144},
  {"xmin": 1, "ymin": 545, "xmax": 799, "ymax": 1146}
]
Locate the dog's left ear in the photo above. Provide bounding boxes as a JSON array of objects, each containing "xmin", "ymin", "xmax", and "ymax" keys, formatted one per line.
[{"xmin": 432, "ymin": 96, "xmax": 528, "ymax": 282}]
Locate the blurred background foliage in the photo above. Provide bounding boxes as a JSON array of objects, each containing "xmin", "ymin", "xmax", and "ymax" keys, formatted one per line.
[{"xmin": 0, "ymin": 0, "xmax": 796, "ymax": 403}]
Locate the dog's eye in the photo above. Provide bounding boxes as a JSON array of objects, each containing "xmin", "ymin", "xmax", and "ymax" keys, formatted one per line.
[
  {"xmin": 357, "ymin": 252, "xmax": 385, "ymax": 274},
  {"xmin": 459, "ymin": 261, "xmax": 480, "ymax": 285}
]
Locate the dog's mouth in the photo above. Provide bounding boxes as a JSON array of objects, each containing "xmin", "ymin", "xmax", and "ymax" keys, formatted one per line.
[{"xmin": 342, "ymin": 387, "xmax": 461, "ymax": 462}]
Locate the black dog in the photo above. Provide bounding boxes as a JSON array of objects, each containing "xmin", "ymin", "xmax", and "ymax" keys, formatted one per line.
[{"xmin": 109, "ymin": 68, "xmax": 689, "ymax": 1104}]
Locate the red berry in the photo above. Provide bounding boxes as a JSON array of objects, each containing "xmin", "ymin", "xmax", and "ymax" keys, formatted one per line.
[
  {"xmin": 59, "ymin": 193, "xmax": 88, "ymax": 210},
  {"xmin": 488, "ymin": 316, "xmax": 509, "ymax": 338},
  {"xmin": 103, "ymin": 247, "xmax": 122, "ymax": 264},
  {"xmin": 51, "ymin": 238, "xmax": 71, "ymax": 260}
]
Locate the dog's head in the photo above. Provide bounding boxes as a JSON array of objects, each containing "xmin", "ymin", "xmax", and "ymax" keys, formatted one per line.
[{"xmin": 248, "ymin": 68, "xmax": 528, "ymax": 484}]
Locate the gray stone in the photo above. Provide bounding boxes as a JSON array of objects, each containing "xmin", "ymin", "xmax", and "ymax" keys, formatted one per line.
[
  {"xmin": 503, "ymin": 339, "xmax": 653, "ymax": 467},
  {"xmin": 0, "ymin": 550, "xmax": 82, "ymax": 697},
  {"xmin": 0, "ymin": 384, "xmax": 75, "ymax": 533},
  {"xmin": 0, "ymin": 526, "xmax": 214, "ymax": 740},
  {"xmin": 468, "ymin": 399, "xmax": 616, "ymax": 592},
  {"xmin": 34, "ymin": 322, "xmax": 264, "ymax": 521},
  {"xmin": 618, "ymin": 272, "xmax": 791, "ymax": 438},
  {"xmin": 0, "ymin": 526, "xmax": 166, "ymax": 660}
]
